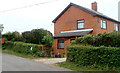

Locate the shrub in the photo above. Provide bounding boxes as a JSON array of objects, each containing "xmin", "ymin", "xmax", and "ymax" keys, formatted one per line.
[
  {"xmin": 74, "ymin": 32, "xmax": 120, "ymax": 47},
  {"xmin": 110, "ymin": 32, "xmax": 120, "ymax": 47},
  {"xmin": 22, "ymin": 28, "xmax": 53, "ymax": 44},
  {"xmin": 74, "ymin": 35, "xmax": 95, "ymax": 45},
  {"xmin": 42, "ymin": 34, "xmax": 54, "ymax": 47},
  {"xmin": 44, "ymin": 47, "xmax": 52, "ymax": 57},
  {"xmin": 67, "ymin": 45, "xmax": 120, "ymax": 70},
  {"xmin": 2, "ymin": 31, "xmax": 23, "ymax": 42},
  {"xmin": 3, "ymin": 41, "xmax": 44, "ymax": 57}
]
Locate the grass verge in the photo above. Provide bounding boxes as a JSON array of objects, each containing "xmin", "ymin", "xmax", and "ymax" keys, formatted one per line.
[
  {"xmin": 2, "ymin": 49, "xmax": 40, "ymax": 59},
  {"xmin": 56, "ymin": 61, "xmax": 120, "ymax": 71},
  {"xmin": 56, "ymin": 61, "xmax": 99, "ymax": 71}
]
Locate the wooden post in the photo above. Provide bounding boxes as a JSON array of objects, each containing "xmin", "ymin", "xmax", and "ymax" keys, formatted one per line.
[{"xmin": 42, "ymin": 45, "xmax": 45, "ymax": 51}]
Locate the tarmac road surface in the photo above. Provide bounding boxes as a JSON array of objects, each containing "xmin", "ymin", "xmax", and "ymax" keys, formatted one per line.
[{"xmin": 2, "ymin": 53, "xmax": 71, "ymax": 71}]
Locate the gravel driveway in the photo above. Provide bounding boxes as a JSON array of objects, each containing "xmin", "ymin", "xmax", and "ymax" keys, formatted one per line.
[{"xmin": 33, "ymin": 58, "xmax": 66, "ymax": 64}]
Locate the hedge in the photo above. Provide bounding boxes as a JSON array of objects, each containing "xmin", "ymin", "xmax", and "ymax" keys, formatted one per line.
[
  {"xmin": 67, "ymin": 45, "xmax": 120, "ymax": 69},
  {"xmin": 3, "ymin": 41, "xmax": 45, "ymax": 57},
  {"xmin": 73, "ymin": 32, "xmax": 120, "ymax": 47}
]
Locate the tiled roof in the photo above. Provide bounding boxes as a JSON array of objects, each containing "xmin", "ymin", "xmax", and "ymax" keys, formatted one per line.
[{"xmin": 52, "ymin": 3, "xmax": 120, "ymax": 23}]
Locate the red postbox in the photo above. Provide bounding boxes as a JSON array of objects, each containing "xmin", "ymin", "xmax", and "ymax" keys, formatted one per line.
[{"xmin": 2, "ymin": 38, "xmax": 5, "ymax": 45}]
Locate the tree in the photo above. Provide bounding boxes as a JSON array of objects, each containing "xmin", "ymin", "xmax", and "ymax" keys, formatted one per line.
[
  {"xmin": 31, "ymin": 28, "xmax": 52, "ymax": 44},
  {"xmin": 12, "ymin": 31, "xmax": 23, "ymax": 41},
  {"xmin": 2, "ymin": 32, "xmax": 14, "ymax": 41},
  {"xmin": 22, "ymin": 28, "xmax": 53, "ymax": 44},
  {"xmin": 22, "ymin": 31, "xmax": 32, "ymax": 43},
  {"xmin": 2, "ymin": 31, "xmax": 22, "ymax": 42},
  {"xmin": 42, "ymin": 34, "xmax": 54, "ymax": 47}
]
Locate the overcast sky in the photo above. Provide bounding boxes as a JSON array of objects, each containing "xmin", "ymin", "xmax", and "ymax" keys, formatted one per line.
[{"xmin": 0, "ymin": 0, "xmax": 120, "ymax": 35}]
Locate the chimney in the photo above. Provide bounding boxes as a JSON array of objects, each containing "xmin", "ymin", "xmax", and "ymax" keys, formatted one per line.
[
  {"xmin": 118, "ymin": 1, "xmax": 120, "ymax": 21},
  {"xmin": 92, "ymin": 2, "xmax": 97, "ymax": 11}
]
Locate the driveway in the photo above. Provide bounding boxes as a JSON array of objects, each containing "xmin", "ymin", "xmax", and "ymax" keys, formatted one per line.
[
  {"xmin": 33, "ymin": 58, "xmax": 66, "ymax": 64},
  {"xmin": 2, "ymin": 53, "xmax": 71, "ymax": 71}
]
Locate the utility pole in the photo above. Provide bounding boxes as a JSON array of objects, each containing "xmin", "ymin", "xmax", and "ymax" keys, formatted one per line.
[
  {"xmin": 0, "ymin": 24, "xmax": 4, "ymax": 38},
  {"xmin": 118, "ymin": 1, "xmax": 120, "ymax": 21},
  {"xmin": 0, "ymin": 24, "xmax": 4, "ymax": 48},
  {"xmin": 0, "ymin": 24, "xmax": 4, "ymax": 32},
  {"xmin": 0, "ymin": 24, "xmax": 3, "ymax": 73}
]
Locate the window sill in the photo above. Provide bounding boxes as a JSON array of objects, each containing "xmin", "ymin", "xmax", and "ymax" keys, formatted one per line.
[
  {"xmin": 57, "ymin": 48, "xmax": 64, "ymax": 49},
  {"xmin": 77, "ymin": 28, "xmax": 85, "ymax": 30},
  {"xmin": 101, "ymin": 28, "xmax": 107, "ymax": 30}
]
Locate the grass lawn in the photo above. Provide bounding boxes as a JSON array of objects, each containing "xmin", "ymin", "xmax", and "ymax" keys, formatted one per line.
[
  {"xmin": 2, "ymin": 49, "xmax": 40, "ymax": 59},
  {"xmin": 56, "ymin": 61, "xmax": 100, "ymax": 71},
  {"xmin": 56, "ymin": 61, "xmax": 120, "ymax": 72}
]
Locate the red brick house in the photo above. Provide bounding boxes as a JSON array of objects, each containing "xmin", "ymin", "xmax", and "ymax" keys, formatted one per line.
[{"xmin": 52, "ymin": 2, "xmax": 120, "ymax": 56}]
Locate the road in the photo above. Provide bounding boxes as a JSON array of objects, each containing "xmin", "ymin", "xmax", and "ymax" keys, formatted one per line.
[{"xmin": 2, "ymin": 53, "xmax": 71, "ymax": 71}]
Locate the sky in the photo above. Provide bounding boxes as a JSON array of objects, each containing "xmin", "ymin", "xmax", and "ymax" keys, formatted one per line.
[{"xmin": 0, "ymin": 0, "xmax": 120, "ymax": 35}]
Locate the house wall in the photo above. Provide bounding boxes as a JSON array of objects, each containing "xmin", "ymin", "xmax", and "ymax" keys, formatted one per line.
[
  {"xmin": 93, "ymin": 17, "xmax": 120, "ymax": 34},
  {"xmin": 52, "ymin": 38, "xmax": 71, "ymax": 55},
  {"xmin": 54, "ymin": 5, "xmax": 96, "ymax": 35},
  {"xmin": 53, "ymin": 5, "xmax": 120, "ymax": 55},
  {"xmin": 54, "ymin": 5, "xmax": 120, "ymax": 36}
]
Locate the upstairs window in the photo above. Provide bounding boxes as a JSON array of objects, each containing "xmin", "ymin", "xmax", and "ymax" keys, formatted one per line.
[
  {"xmin": 77, "ymin": 20, "xmax": 84, "ymax": 29},
  {"xmin": 101, "ymin": 20, "xmax": 107, "ymax": 29},
  {"xmin": 114, "ymin": 24, "xmax": 119, "ymax": 31},
  {"xmin": 58, "ymin": 40, "xmax": 64, "ymax": 49}
]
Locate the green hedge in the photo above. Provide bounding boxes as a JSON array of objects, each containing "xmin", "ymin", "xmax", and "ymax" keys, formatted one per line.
[
  {"xmin": 67, "ymin": 45, "xmax": 120, "ymax": 69},
  {"xmin": 73, "ymin": 32, "xmax": 120, "ymax": 47},
  {"xmin": 3, "ymin": 41, "xmax": 45, "ymax": 57}
]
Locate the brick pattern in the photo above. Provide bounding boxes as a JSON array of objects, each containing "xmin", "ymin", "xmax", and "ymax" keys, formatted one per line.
[{"xmin": 53, "ymin": 5, "xmax": 120, "ymax": 55}]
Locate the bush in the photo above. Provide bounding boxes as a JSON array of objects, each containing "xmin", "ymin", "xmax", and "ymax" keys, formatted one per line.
[
  {"xmin": 110, "ymin": 32, "xmax": 120, "ymax": 47},
  {"xmin": 42, "ymin": 35, "xmax": 54, "ymax": 47},
  {"xmin": 3, "ymin": 41, "xmax": 44, "ymax": 57},
  {"xmin": 44, "ymin": 47, "xmax": 52, "ymax": 57},
  {"xmin": 67, "ymin": 45, "xmax": 120, "ymax": 70},
  {"xmin": 3, "ymin": 28, "xmax": 53, "ymax": 45},
  {"xmin": 2, "ymin": 31, "xmax": 23, "ymax": 42},
  {"xmin": 74, "ymin": 32, "xmax": 120, "ymax": 47},
  {"xmin": 22, "ymin": 28, "xmax": 53, "ymax": 44},
  {"xmin": 74, "ymin": 35, "xmax": 95, "ymax": 45}
]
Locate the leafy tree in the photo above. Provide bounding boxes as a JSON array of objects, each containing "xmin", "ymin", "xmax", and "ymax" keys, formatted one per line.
[
  {"xmin": 42, "ymin": 34, "xmax": 54, "ymax": 47},
  {"xmin": 3, "ymin": 28, "xmax": 53, "ymax": 45},
  {"xmin": 22, "ymin": 28, "xmax": 53, "ymax": 44},
  {"xmin": 3, "ymin": 31, "xmax": 22, "ymax": 42},
  {"xmin": 31, "ymin": 29, "xmax": 51, "ymax": 44},
  {"xmin": 12, "ymin": 31, "xmax": 23, "ymax": 41},
  {"xmin": 22, "ymin": 31, "xmax": 32, "ymax": 43},
  {"xmin": 2, "ymin": 32, "xmax": 14, "ymax": 41}
]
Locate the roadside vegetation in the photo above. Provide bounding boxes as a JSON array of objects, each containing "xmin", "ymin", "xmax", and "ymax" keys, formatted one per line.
[
  {"xmin": 2, "ymin": 28, "xmax": 54, "ymax": 59},
  {"xmin": 57, "ymin": 32, "xmax": 120, "ymax": 71},
  {"xmin": 2, "ymin": 28, "xmax": 54, "ymax": 46},
  {"xmin": 2, "ymin": 50, "xmax": 38, "ymax": 59},
  {"xmin": 2, "ymin": 30, "xmax": 120, "ymax": 71}
]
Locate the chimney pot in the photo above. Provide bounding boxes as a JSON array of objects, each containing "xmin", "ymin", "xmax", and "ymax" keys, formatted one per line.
[{"xmin": 92, "ymin": 2, "xmax": 97, "ymax": 11}]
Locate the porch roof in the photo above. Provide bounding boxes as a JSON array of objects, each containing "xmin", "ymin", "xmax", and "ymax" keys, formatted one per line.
[{"xmin": 54, "ymin": 29, "xmax": 93, "ymax": 38}]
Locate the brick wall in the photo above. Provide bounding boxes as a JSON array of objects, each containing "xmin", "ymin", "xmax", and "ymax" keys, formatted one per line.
[
  {"xmin": 54, "ymin": 5, "xmax": 120, "ymax": 35},
  {"xmin": 53, "ymin": 5, "xmax": 120, "ymax": 55}
]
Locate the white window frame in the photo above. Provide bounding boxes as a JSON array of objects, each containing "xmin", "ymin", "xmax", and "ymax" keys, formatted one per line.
[
  {"xmin": 101, "ymin": 20, "xmax": 107, "ymax": 29},
  {"xmin": 77, "ymin": 20, "xmax": 84, "ymax": 29},
  {"xmin": 114, "ymin": 24, "xmax": 119, "ymax": 31}
]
